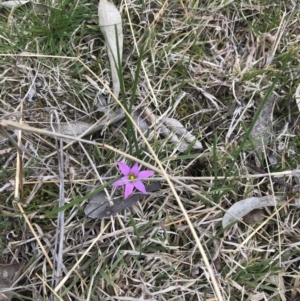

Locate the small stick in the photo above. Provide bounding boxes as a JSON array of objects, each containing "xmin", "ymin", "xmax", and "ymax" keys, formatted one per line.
[{"xmin": 245, "ymin": 162, "xmax": 294, "ymax": 191}]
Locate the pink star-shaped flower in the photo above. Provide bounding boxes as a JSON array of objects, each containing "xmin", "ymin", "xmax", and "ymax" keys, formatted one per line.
[{"xmin": 112, "ymin": 162, "xmax": 154, "ymax": 199}]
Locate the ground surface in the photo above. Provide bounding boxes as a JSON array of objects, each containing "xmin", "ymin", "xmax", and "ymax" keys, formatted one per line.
[{"xmin": 0, "ymin": 0, "xmax": 300, "ymax": 300}]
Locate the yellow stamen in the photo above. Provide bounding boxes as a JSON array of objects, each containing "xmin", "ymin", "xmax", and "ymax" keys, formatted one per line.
[{"xmin": 128, "ymin": 174, "xmax": 137, "ymax": 181}]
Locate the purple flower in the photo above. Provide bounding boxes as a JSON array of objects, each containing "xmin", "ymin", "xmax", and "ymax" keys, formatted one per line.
[{"xmin": 112, "ymin": 162, "xmax": 154, "ymax": 199}]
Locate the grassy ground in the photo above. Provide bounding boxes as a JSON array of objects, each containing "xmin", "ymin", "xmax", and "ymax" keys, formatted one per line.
[{"xmin": 0, "ymin": 0, "xmax": 300, "ymax": 300}]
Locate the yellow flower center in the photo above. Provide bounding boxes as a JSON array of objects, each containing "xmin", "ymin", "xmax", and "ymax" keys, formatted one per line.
[{"xmin": 128, "ymin": 174, "xmax": 137, "ymax": 181}]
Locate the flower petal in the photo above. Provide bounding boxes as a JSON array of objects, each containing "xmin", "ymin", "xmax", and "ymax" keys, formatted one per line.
[
  {"xmin": 117, "ymin": 162, "xmax": 130, "ymax": 175},
  {"xmin": 130, "ymin": 162, "xmax": 139, "ymax": 175},
  {"xmin": 112, "ymin": 176, "xmax": 128, "ymax": 187},
  {"xmin": 137, "ymin": 170, "xmax": 154, "ymax": 179},
  {"xmin": 124, "ymin": 182, "xmax": 134, "ymax": 199},
  {"xmin": 134, "ymin": 180, "xmax": 146, "ymax": 194}
]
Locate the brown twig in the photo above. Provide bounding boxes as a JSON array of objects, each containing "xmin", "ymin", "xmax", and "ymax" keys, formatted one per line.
[{"xmin": 245, "ymin": 162, "xmax": 294, "ymax": 191}]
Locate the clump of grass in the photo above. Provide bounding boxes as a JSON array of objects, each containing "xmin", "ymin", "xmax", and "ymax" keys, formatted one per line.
[{"xmin": 0, "ymin": 0, "xmax": 300, "ymax": 300}]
